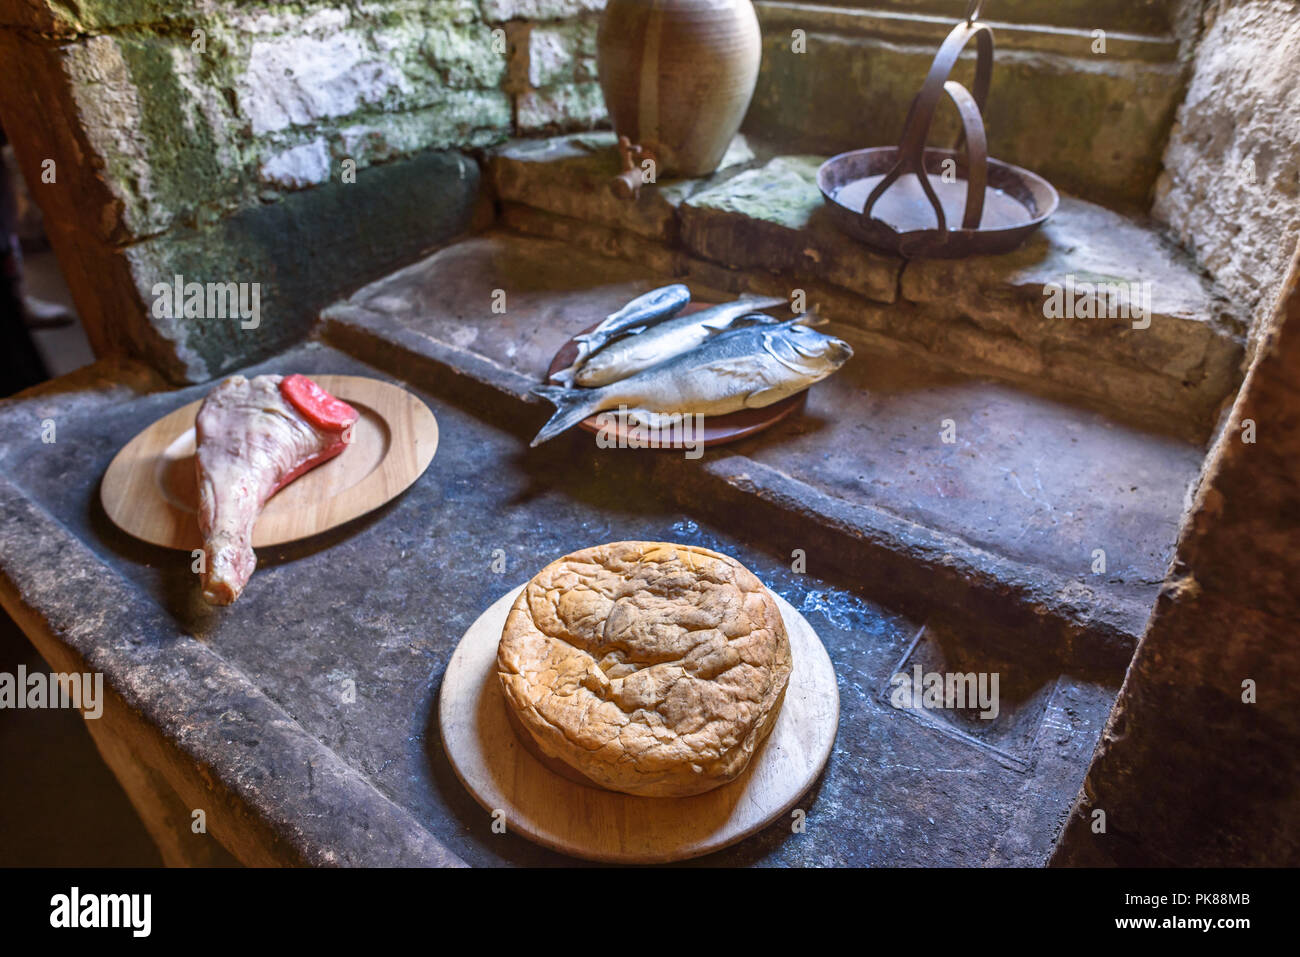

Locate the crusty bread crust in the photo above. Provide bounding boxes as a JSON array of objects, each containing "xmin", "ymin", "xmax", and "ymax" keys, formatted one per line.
[{"xmin": 497, "ymin": 541, "xmax": 793, "ymax": 797}]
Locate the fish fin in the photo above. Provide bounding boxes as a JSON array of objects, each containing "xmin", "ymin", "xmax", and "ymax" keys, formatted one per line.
[
  {"xmin": 763, "ymin": 329, "xmax": 816, "ymax": 371},
  {"xmin": 744, "ymin": 384, "xmax": 795, "ymax": 409},
  {"xmin": 700, "ymin": 310, "xmax": 782, "ymax": 333},
  {"xmin": 575, "ymin": 322, "xmax": 647, "ymax": 352},
  {"xmin": 795, "ymin": 310, "xmax": 828, "ymax": 327},
  {"xmin": 738, "ymin": 294, "xmax": 788, "ymax": 307},
  {"xmin": 583, "ymin": 325, "xmax": 646, "ymax": 349},
  {"xmin": 530, "ymin": 384, "xmax": 599, "ymax": 446}
]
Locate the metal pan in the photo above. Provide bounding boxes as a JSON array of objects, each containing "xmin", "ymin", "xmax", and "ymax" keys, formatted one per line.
[
  {"xmin": 816, "ymin": 1, "xmax": 1058, "ymax": 259},
  {"xmin": 817, "ymin": 145, "xmax": 1059, "ymax": 259}
]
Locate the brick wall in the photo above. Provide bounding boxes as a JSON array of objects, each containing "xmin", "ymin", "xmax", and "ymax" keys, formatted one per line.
[
  {"xmin": 0, "ymin": 0, "xmax": 609, "ymax": 382},
  {"xmin": 497, "ymin": 0, "xmax": 605, "ymax": 133}
]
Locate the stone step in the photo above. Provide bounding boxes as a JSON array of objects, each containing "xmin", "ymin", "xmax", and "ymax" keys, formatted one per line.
[
  {"xmin": 322, "ymin": 231, "xmax": 1208, "ymax": 673},
  {"xmin": 489, "ymin": 136, "xmax": 1244, "ymax": 444},
  {"xmin": 757, "ymin": 3, "xmax": 1182, "ymax": 60},
  {"xmin": 786, "ymin": 0, "xmax": 1180, "ymax": 37},
  {"xmin": 489, "ymin": 131, "xmax": 766, "ymax": 245},
  {"xmin": 679, "ymin": 155, "xmax": 1243, "ymax": 442},
  {"xmin": 749, "ymin": 3, "xmax": 1187, "ymax": 208}
]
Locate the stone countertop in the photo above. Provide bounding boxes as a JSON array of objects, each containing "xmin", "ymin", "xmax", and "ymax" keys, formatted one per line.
[
  {"xmin": 324, "ymin": 231, "xmax": 1206, "ymax": 664},
  {"xmin": 0, "ymin": 340, "xmax": 1116, "ymax": 866}
]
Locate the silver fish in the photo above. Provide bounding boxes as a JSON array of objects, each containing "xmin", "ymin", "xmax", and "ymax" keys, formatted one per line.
[
  {"xmin": 530, "ymin": 319, "xmax": 853, "ymax": 446},
  {"xmin": 551, "ymin": 283, "xmax": 691, "ymax": 386},
  {"xmin": 570, "ymin": 295, "xmax": 789, "ymax": 388}
]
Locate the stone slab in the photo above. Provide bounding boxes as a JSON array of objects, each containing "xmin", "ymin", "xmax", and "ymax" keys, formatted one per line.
[
  {"xmin": 323, "ymin": 231, "xmax": 1206, "ymax": 656},
  {"xmin": 679, "ymin": 163, "xmax": 1242, "ymax": 437},
  {"xmin": 0, "ymin": 461, "xmax": 466, "ymax": 867},
  {"xmin": 680, "ymin": 156, "xmax": 902, "ymax": 304},
  {"xmin": 497, "ymin": 197, "xmax": 1234, "ymax": 442},
  {"xmin": 901, "ymin": 199, "xmax": 1244, "ymax": 434},
  {"xmin": 0, "ymin": 343, "xmax": 1119, "ymax": 866},
  {"xmin": 489, "ymin": 131, "xmax": 760, "ymax": 242}
]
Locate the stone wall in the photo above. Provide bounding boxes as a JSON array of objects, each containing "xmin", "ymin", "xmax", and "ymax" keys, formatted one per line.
[
  {"xmin": 1052, "ymin": 248, "xmax": 1300, "ymax": 867},
  {"xmin": 499, "ymin": 1, "xmax": 605, "ymax": 133},
  {"xmin": 745, "ymin": 2, "xmax": 1194, "ymax": 210},
  {"xmin": 5, "ymin": 0, "xmax": 1295, "ymax": 384},
  {"xmin": 0, "ymin": 0, "xmax": 608, "ymax": 382},
  {"xmin": 1153, "ymin": 0, "xmax": 1300, "ymax": 346}
]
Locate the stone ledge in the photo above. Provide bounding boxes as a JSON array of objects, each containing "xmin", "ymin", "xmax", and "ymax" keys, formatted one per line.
[
  {"xmin": 488, "ymin": 131, "xmax": 760, "ymax": 242},
  {"xmin": 902, "ymin": 197, "xmax": 1242, "ymax": 378},
  {"xmin": 754, "ymin": 2, "xmax": 1180, "ymax": 62},
  {"xmin": 686, "ymin": 159, "xmax": 1229, "ymax": 352},
  {"xmin": 679, "ymin": 156, "xmax": 902, "ymax": 304},
  {"xmin": 494, "ymin": 137, "xmax": 1243, "ymax": 440},
  {"xmin": 324, "ymin": 298, "xmax": 1156, "ymax": 668},
  {"xmin": 321, "ymin": 231, "xmax": 1207, "ymax": 659}
]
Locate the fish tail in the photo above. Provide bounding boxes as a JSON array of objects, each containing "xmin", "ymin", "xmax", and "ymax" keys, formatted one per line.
[
  {"xmin": 549, "ymin": 340, "xmax": 595, "ymax": 387},
  {"xmin": 530, "ymin": 384, "xmax": 600, "ymax": 446},
  {"xmin": 548, "ymin": 364, "xmax": 578, "ymax": 387}
]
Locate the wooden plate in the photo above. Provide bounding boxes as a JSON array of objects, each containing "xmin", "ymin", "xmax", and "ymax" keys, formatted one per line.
[
  {"xmin": 545, "ymin": 303, "xmax": 809, "ymax": 448},
  {"xmin": 439, "ymin": 583, "xmax": 840, "ymax": 864},
  {"xmin": 101, "ymin": 374, "xmax": 438, "ymax": 550}
]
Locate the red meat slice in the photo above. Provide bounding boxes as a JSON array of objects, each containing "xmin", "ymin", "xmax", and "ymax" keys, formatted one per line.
[{"xmin": 194, "ymin": 374, "xmax": 359, "ymax": 605}]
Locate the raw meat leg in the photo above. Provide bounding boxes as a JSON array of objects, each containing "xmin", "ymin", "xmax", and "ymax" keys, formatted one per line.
[{"xmin": 194, "ymin": 374, "xmax": 358, "ymax": 605}]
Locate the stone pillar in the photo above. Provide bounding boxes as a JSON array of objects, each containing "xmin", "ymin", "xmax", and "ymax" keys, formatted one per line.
[
  {"xmin": 1152, "ymin": 0, "xmax": 1300, "ymax": 351},
  {"xmin": 1052, "ymin": 246, "xmax": 1300, "ymax": 866}
]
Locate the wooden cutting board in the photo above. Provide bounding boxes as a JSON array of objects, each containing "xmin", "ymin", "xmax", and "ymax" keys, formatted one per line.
[
  {"xmin": 101, "ymin": 374, "xmax": 438, "ymax": 550},
  {"xmin": 439, "ymin": 584, "xmax": 839, "ymax": 863}
]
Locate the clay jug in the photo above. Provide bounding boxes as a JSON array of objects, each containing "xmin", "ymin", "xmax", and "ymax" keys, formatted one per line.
[{"xmin": 597, "ymin": 0, "xmax": 761, "ymax": 187}]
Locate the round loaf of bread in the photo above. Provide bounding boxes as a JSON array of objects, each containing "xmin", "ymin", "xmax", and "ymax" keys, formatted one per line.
[{"xmin": 497, "ymin": 541, "xmax": 793, "ymax": 797}]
